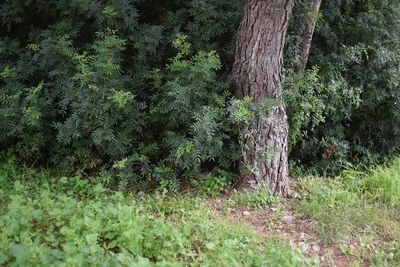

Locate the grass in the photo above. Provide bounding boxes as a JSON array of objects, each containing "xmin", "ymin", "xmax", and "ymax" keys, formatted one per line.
[
  {"xmin": 1, "ymin": 154, "xmax": 399, "ymax": 266},
  {"xmin": 293, "ymin": 158, "xmax": 400, "ymax": 266},
  {"xmin": 0, "ymin": 157, "xmax": 313, "ymax": 267},
  {"xmin": 228, "ymin": 184, "xmax": 280, "ymax": 209}
]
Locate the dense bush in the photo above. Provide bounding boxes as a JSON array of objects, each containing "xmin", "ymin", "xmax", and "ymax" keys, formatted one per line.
[
  {"xmin": 0, "ymin": 1, "xmax": 241, "ymax": 183},
  {"xmin": 288, "ymin": 0, "xmax": 400, "ymax": 173},
  {"xmin": 1, "ymin": 0, "xmax": 400, "ymax": 181}
]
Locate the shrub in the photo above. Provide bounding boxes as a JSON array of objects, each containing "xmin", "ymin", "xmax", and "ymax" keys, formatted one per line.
[{"xmin": 0, "ymin": 1, "xmax": 239, "ymax": 180}]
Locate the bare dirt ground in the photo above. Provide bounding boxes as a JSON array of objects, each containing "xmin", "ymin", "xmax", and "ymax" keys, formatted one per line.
[{"xmin": 207, "ymin": 196, "xmax": 367, "ymax": 267}]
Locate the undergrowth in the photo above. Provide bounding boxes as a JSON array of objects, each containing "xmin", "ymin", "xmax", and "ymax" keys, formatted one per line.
[
  {"xmin": 192, "ymin": 171, "xmax": 232, "ymax": 197},
  {"xmin": 2, "ymin": 153, "xmax": 399, "ymax": 266},
  {"xmin": 0, "ymin": 157, "xmax": 313, "ymax": 266}
]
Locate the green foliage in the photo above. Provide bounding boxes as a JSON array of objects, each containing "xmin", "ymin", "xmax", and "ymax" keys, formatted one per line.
[
  {"xmin": 0, "ymin": 0, "xmax": 145, "ymax": 169},
  {"xmin": 0, "ymin": 160, "xmax": 313, "ymax": 266},
  {"xmin": 149, "ymin": 35, "xmax": 237, "ymax": 176},
  {"xmin": 229, "ymin": 96, "xmax": 255, "ymax": 125},
  {"xmin": 284, "ymin": 64, "xmax": 362, "ymax": 174},
  {"xmin": 0, "ymin": 0, "xmax": 240, "ymax": 181},
  {"xmin": 285, "ymin": 67, "xmax": 325, "ymax": 149},
  {"xmin": 2, "ymin": 0, "xmax": 400, "ymax": 181},
  {"xmin": 288, "ymin": 0, "xmax": 400, "ymax": 173},
  {"xmin": 230, "ymin": 184, "xmax": 280, "ymax": 210}
]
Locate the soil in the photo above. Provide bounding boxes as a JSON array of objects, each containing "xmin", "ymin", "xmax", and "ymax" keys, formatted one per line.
[{"xmin": 207, "ymin": 195, "xmax": 368, "ymax": 267}]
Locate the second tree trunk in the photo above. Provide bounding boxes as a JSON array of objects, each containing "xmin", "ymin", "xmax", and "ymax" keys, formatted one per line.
[{"xmin": 297, "ymin": 0, "xmax": 322, "ymax": 71}]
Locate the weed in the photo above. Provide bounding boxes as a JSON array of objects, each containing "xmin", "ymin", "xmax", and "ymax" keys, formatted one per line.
[
  {"xmin": 230, "ymin": 183, "xmax": 280, "ymax": 209},
  {"xmin": 360, "ymin": 159, "xmax": 400, "ymax": 208},
  {"xmin": 193, "ymin": 171, "xmax": 231, "ymax": 197}
]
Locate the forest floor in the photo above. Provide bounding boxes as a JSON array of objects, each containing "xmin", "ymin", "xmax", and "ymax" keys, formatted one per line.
[
  {"xmin": 205, "ymin": 162, "xmax": 400, "ymax": 267},
  {"xmin": 207, "ymin": 194, "xmax": 364, "ymax": 267}
]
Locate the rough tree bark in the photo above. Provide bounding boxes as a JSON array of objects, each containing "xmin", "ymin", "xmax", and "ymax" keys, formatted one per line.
[
  {"xmin": 233, "ymin": 0, "xmax": 294, "ymax": 195},
  {"xmin": 296, "ymin": 0, "xmax": 322, "ymax": 71}
]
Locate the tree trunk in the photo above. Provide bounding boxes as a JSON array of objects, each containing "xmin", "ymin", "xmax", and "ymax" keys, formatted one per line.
[
  {"xmin": 296, "ymin": 0, "xmax": 322, "ymax": 71},
  {"xmin": 233, "ymin": 0, "xmax": 294, "ymax": 195}
]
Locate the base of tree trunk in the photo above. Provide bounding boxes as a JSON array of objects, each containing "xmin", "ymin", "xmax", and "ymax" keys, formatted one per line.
[{"xmin": 236, "ymin": 104, "xmax": 290, "ymax": 196}]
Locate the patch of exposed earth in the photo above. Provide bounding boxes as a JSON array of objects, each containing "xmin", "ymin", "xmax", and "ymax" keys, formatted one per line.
[{"xmin": 207, "ymin": 196, "xmax": 368, "ymax": 267}]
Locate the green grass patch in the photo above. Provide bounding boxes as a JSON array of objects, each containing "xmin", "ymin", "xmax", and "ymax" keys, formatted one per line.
[
  {"xmin": 293, "ymin": 158, "xmax": 400, "ymax": 266},
  {"xmin": 359, "ymin": 158, "xmax": 400, "ymax": 207},
  {"xmin": 229, "ymin": 184, "xmax": 280, "ymax": 209}
]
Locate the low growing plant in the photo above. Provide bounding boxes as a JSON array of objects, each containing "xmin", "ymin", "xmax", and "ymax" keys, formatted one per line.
[
  {"xmin": 230, "ymin": 183, "xmax": 280, "ymax": 209},
  {"xmin": 192, "ymin": 171, "xmax": 231, "ymax": 197},
  {"xmin": 0, "ymin": 160, "xmax": 314, "ymax": 266}
]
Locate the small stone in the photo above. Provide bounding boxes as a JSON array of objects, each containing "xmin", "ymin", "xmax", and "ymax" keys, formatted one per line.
[
  {"xmin": 312, "ymin": 244, "xmax": 321, "ymax": 252},
  {"xmin": 242, "ymin": 211, "xmax": 250, "ymax": 216},
  {"xmin": 299, "ymin": 242, "xmax": 310, "ymax": 253},
  {"xmin": 282, "ymin": 215, "xmax": 296, "ymax": 222},
  {"xmin": 300, "ymin": 233, "xmax": 306, "ymax": 240},
  {"xmin": 292, "ymin": 192, "xmax": 301, "ymax": 198}
]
